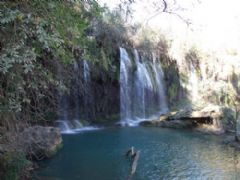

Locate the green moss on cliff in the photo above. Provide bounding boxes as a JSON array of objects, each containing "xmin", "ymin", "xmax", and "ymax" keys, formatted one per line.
[{"xmin": 0, "ymin": 0, "xmax": 128, "ymax": 125}]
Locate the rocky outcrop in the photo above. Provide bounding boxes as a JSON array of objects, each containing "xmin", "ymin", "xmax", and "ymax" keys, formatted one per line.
[
  {"xmin": 140, "ymin": 105, "xmax": 235, "ymax": 134},
  {"xmin": 160, "ymin": 45, "xmax": 240, "ymax": 120},
  {"xmin": 0, "ymin": 126, "xmax": 62, "ymax": 179},
  {"xmin": 140, "ymin": 119, "xmax": 194, "ymax": 129},
  {"xmin": 16, "ymin": 126, "xmax": 63, "ymax": 160}
]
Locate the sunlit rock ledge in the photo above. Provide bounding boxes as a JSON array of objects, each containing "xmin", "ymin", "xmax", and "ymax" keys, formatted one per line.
[{"xmin": 140, "ymin": 105, "xmax": 235, "ymax": 135}]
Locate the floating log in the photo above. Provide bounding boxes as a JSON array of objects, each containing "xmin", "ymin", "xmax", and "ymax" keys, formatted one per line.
[
  {"xmin": 126, "ymin": 147, "xmax": 140, "ymax": 180},
  {"xmin": 125, "ymin": 146, "xmax": 135, "ymax": 158},
  {"xmin": 130, "ymin": 150, "xmax": 140, "ymax": 175}
]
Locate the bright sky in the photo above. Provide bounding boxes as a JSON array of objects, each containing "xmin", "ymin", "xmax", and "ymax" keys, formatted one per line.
[{"xmin": 98, "ymin": 0, "xmax": 240, "ymax": 53}]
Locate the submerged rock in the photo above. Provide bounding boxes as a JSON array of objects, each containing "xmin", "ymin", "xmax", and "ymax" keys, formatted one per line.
[{"xmin": 17, "ymin": 126, "xmax": 63, "ymax": 159}]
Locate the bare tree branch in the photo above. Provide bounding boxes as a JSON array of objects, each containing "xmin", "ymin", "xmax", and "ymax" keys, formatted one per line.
[
  {"xmin": 162, "ymin": 0, "xmax": 167, "ymax": 12},
  {"xmin": 144, "ymin": 0, "xmax": 196, "ymax": 26},
  {"xmin": 145, "ymin": 10, "xmax": 191, "ymax": 26},
  {"xmin": 164, "ymin": 10, "xmax": 191, "ymax": 25}
]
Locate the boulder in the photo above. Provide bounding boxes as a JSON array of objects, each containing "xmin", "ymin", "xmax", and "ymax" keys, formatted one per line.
[
  {"xmin": 159, "ymin": 114, "xmax": 170, "ymax": 121},
  {"xmin": 166, "ymin": 110, "xmax": 193, "ymax": 120},
  {"xmin": 140, "ymin": 105, "xmax": 235, "ymax": 133},
  {"xmin": 0, "ymin": 126, "xmax": 62, "ymax": 179},
  {"xmin": 17, "ymin": 126, "xmax": 62, "ymax": 160},
  {"xmin": 140, "ymin": 119, "xmax": 195, "ymax": 129}
]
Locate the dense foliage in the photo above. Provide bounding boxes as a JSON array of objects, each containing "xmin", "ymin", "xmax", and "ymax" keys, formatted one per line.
[{"xmin": 0, "ymin": 0, "xmax": 130, "ymax": 127}]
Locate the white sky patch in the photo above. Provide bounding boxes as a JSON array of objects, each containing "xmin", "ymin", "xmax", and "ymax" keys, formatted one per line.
[
  {"xmin": 98, "ymin": 0, "xmax": 240, "ymax": 53},
  {"xmin": 191, "ymin": 0, "xmax": 240, "ymax": 51}
]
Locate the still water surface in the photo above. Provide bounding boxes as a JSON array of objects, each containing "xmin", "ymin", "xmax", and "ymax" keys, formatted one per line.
[{"xmin": 36, "ymin": 127, "xmax": 240, "ymax": 180}]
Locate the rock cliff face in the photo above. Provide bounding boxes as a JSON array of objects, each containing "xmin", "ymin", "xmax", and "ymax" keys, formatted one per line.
[
  {"xmin": 162, "ymin": 53, "xmax": 240, "ymax": 106},
  {"xmin": 158, "ymin": 47, "xmax": 240, "ymax": 131},
  {"xmin": 57, "ymin": 56, "xmax": 120, "ymax": 124}
]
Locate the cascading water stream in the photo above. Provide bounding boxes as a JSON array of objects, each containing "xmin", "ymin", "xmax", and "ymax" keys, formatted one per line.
[
  {"xmin": 189, "ymin": 63, "xmax": 199, "ymax": 102},
  {"xmin": 83, "ymin": 60, "xmax": 90, "ymax": 82},
  {"xmin": 56, "ymin": 62, "xmax": 72, "ymax": 133},
  {"xmin": 120, "ymin": 47, "xmax": 132, "ymax": 124},
  {"xmin": 152, "ymin": 55, "xmax": 169, "ymax": 113},
  {"xmin": 133, "ymin": 49, "xmax": 154, "ymax": 120},
  {"xmin": 73, "ymin": 61, "xmax": 80, "ymax": 120},
  {"xmin": 57, "ymin": 120, "xmax": 72, "ymax": 134},
  {"xmin": 56, "ymin": 60, "xmax": 99, "ymax": 134},
  {"xmin": 83, "ymin": 60, "xmax": 93, "ymax": 119},
  {"xmin": 120, "ymin": 47, "xmax": 168, "ymax": 126}
]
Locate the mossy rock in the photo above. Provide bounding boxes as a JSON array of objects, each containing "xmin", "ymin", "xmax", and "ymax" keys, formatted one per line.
[
  {"xmin": 17, "ymin": 126, "xmax": 63, "ymax": 160},
  {"xmin": 0, "ymin": 151, "xmax": 32, "ymax": 180}
]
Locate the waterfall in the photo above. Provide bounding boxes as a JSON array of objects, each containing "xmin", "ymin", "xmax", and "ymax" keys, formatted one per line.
[
  {"xmin": 56, "ymin": 60, "xmax": 99, "ymax": 134},
  {"xmin": 152, "ymin": 61, "xmax": 169, "ymax": 113},
  {"xmin": 73, "ymin": 119, "xmax": 83, "ymax": 128},
  {"xmin": 83, "ymin": 60, "xmax": 93, "ymax": 119},
  {"xmin": 83, "ymin": 60, "xmax": 90, "ymax": 82},
  {"xmin": 56, "ymin": 120, "xmax": 100, "ymax": 134},
  {"xmin": 56, "ymin": 120, "xmax": 73, "ymax": 134},
  {"xmin": 56, "ymin": 62, "xmax": 69, "ymax": 121},
  {"xmin": 120, "ymin": 47, "xmax": 168, "ymax": 126},
  {"xmin": 73, "ymin": 61, "xmax": 80, "ymax": 120},
  {"xmin": 133, "ymin": 49, "xmax": 154, "ymax": 120},
  {"xmin": 189, "ymin": 63, "xmax": 199, "ymax": 102},
  {"xmin": 120, "ymin": 47, "xmax": 132, "ymax": 124}
]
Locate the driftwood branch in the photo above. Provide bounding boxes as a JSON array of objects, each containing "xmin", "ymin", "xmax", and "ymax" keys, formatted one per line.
[
  {"xmin": 125, "ymin": 147, "xmax": 140, "ymax": 180},
  {"xmin": 162, "ymin": 0, "xmax": 167, "ymax": 12},
  {"xmin": 130, "ymin": 151, "xmax": 140, "ymax": 175},
  {"xmin": 145, "ymin": 9, "xmax": 191, "ymax": 26},
  {"xmin": 125, "ymin": 146, "xmax": 135, "ymax": 157},
  {"xmin": 144, "ymin": 0, "xmax": 195, "ymax": 26}
]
